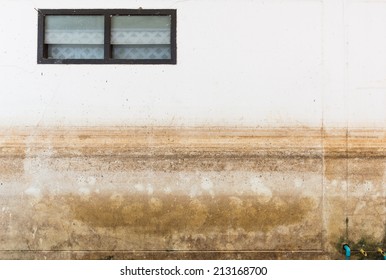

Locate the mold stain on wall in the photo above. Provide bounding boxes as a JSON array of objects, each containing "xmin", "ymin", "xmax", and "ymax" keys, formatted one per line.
[
  {"xmin": 0, "ymin": 127, "xmax": 384, "ymax": 259},
  {"xmin": 66, "ymin": 194, "xmax": 313, "ymax": 233}
]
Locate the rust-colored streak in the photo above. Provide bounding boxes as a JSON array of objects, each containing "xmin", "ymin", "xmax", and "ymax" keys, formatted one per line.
[
  {"xmin": 0, "ymin": 127, "xmax": 384, "ymax": 158},
  {"xmin": 323, "ymin": 129, "xmax": 386, "ymax": 158}
]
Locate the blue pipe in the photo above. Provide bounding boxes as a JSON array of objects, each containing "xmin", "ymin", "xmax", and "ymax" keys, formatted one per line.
[{"xmin": 343, "ymin": 244, "xmax": 351, "ymax": 260}]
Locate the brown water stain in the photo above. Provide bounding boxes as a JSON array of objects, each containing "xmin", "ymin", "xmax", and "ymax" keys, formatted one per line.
[
  {"xmin": 1, "ymin": 127, "xmax": 323, "ymax": 159},
  {"xmin": 323, "ymin": 158, "xmax": 386, "ymax": 183},
  {"xmin": 0, "ymin": 127, "xmax": 384, "ymax": 175},
  {"xmin": 0, "ymin": 158, "xmax": 24, "ymax": 178},
  {"xmin": 0, "ymin": 127, "xmax": 384, "ymax": 157},
  {"xmin": 0, "ymin": 127, "xmax": 384, "ymax": 259},
  {"xmin": 323, "ymin": 129, "xmax": 385, "ymax": 183},
  {"xmin": 65, "ymin": 194, "xmax": 313, "ymax": 234}
]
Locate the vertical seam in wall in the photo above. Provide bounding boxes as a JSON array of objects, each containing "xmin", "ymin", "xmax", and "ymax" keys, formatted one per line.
[
  {"xmin": 321, "ymin": 0, "xmax": 326, "ymax": 252},
  {"xmin": 343, "ymin": 0, "xmax": 350, "ymax": 242}
]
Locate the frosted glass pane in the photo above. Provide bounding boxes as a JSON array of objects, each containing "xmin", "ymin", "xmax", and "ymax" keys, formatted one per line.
[
  {"xmin": 113, "ymin": 45, "xmax": 171, "ymax": 59},
  {"xmin": 111, "ymin": 16, "xmax": 171, "ymax": 45},
  {"xmin": 45, "ymin": 16, "xmax": 104, "ymax": 45},
  {"xmin": 45, "ymin": 15, "xmax": 104, "ymax": 59},
  {"xmin": 111, "ymin": 16, "xmax": 171, "ymax": 59},
  {"xmin": 112, "ymin": 16, "xmax": 171, "ymax": 29},
  {"xmin": 48, "ymin": 44, "xmax": 104, "ymax": 59}
]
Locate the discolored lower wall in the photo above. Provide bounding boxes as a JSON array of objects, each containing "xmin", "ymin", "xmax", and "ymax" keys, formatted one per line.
[{"xmin": 0, "ymin": 127, "xmax": 385, "ymax": 259}]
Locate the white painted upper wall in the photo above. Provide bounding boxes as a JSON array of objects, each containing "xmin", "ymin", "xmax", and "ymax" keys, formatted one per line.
[{"xmin": 0, "ymin": 0, "xmax": 384, "ymax": 128}]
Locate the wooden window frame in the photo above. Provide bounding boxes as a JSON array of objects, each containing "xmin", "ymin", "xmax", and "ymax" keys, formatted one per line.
[{"xmin": 37, "ymin": 9, "xmax": 177, "ymax": 64}]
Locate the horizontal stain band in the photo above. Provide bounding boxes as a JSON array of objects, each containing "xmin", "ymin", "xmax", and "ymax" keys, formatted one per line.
[{"xmin": 0, "ymin": 127, "xmax": 385, "ymax": 158}]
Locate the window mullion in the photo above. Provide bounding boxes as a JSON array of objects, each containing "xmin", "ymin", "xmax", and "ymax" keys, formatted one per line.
[
  {"xmin": 104, "ymin": 13, "xmax": 112, "ymax": 61},
  {"xmin": 170, "ymin": 11, "xmax": 177, "ymax": 64}
]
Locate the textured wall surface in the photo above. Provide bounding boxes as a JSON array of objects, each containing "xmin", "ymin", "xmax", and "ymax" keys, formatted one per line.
[
  {"xmin": 0, "ymin": 0, "xmax": 385, "ymax": 259},
  {"xmin": 0, "ymin": 127, "xmax": 384, "ymax": 259}
]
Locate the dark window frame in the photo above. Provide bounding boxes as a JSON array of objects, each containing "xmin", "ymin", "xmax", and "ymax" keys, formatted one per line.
[{"xmin": 37, "ymin": 9, "xmax": 177, "ymax": 64}]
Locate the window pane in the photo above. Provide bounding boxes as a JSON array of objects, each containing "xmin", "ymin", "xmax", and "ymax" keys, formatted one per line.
[
  {"xmin": 47, "ymin": 44, "xmax": 104, "ymax": 59},
  {"xmin": 111, "ymin": 16, "xmax": 171, "ymax": 59},
  {"xmin": 45, "ymin": 16, "xmax": 104, "ymax": 59}
]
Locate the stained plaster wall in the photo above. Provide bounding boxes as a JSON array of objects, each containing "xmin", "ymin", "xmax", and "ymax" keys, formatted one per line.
[{"xmin": 0, "ymin": 0, "xmax": 385, "ymax": 259}]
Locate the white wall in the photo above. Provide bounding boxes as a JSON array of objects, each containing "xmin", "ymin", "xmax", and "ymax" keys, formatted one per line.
[{"xmin": 0, "ymin": 0, "xmax": 384, "ymax": 128}]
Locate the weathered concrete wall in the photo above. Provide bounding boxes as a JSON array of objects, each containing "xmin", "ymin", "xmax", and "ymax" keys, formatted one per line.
[
  {"xmin": 0, "ymin": 127, "xmax": 384, "ymax": 259},
  {"xmin": 0, "ymin": 0, "xmax": 385, "ymax": 259}
]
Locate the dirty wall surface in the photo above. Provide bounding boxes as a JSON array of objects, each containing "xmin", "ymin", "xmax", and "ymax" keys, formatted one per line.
[
  {"xmin": 0, "ymin": 127, "xmax": 384, "ymax": 259},
  {"xmin": 0, "ymin": 0, "xmax": 385, "ymax": 259}
]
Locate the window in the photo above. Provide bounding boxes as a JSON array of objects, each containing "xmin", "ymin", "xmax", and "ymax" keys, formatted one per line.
[{"xmin": 37, "ymin": 9, "xmax": 177, "ymax": 64}]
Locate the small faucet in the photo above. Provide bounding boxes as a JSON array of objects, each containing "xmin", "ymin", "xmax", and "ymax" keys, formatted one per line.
[
  {"xmin": 377, "ymin": 248, "xmax": 385, "ymax": 260},
  {"xmin": 359, "ymin": 248, "xmax": 367, "ymax": 257}
]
